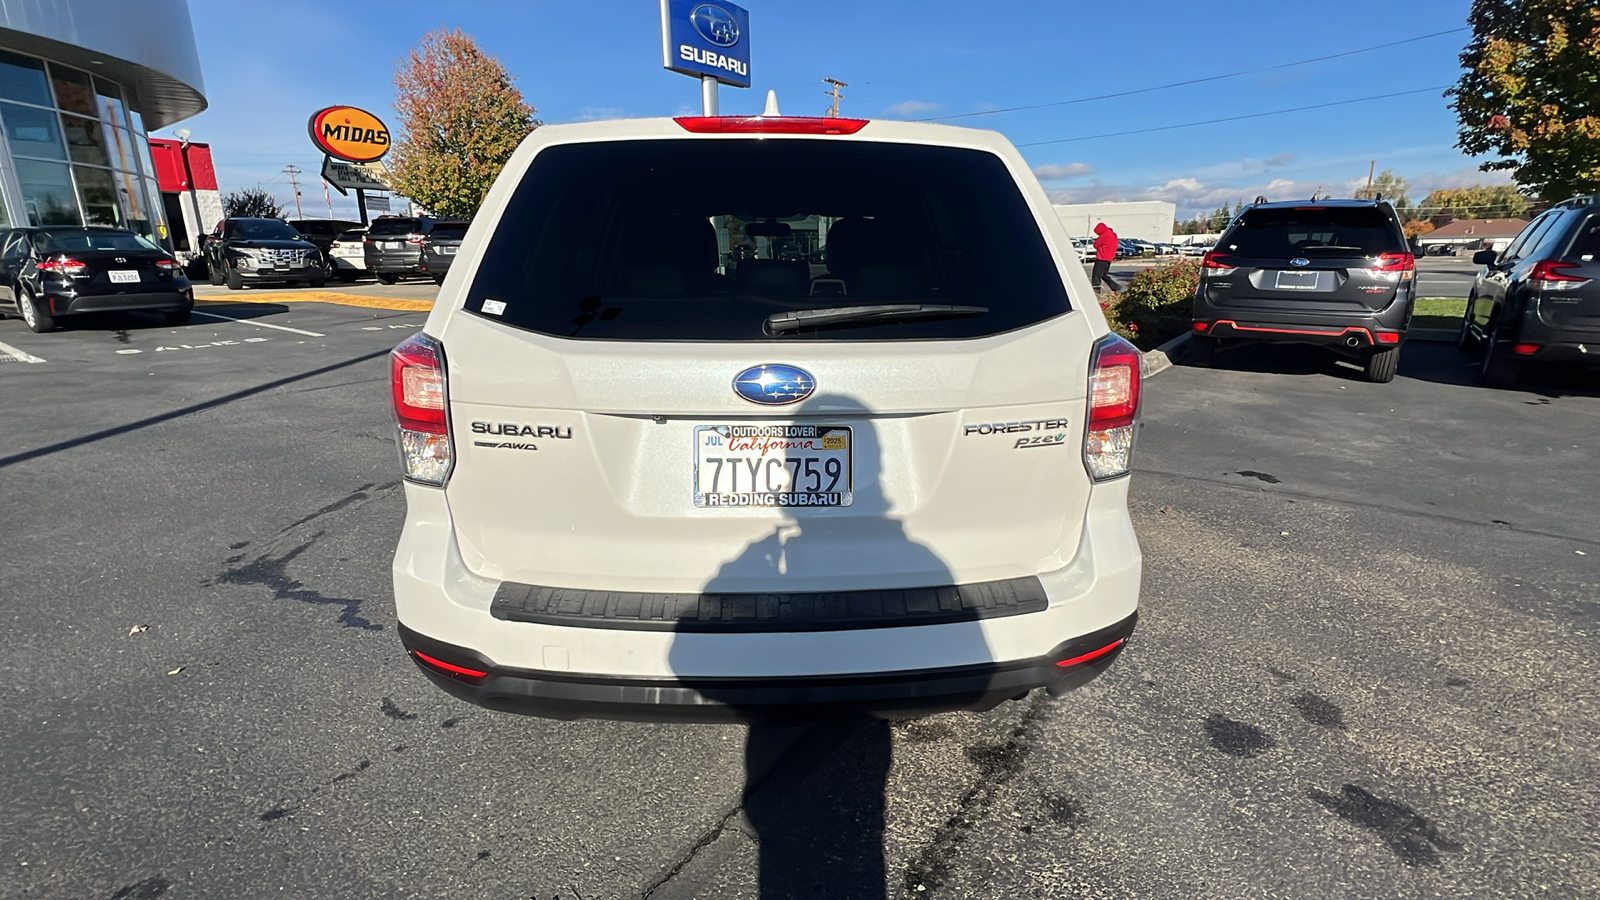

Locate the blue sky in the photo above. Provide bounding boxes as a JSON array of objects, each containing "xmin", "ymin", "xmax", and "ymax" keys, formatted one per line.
[{"xmin": 171, "ymin": 0, "xmax": 1503, "ymax": 221}]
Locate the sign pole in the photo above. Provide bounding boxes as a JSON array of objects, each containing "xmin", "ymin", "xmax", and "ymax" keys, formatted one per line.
[
  {"xmin": 701, "ymin": 75, "xmax": 719, "ymax": 115},
  {"xmin": 356, "ymin": 189, "xmax": 368, "ymax": 226}
]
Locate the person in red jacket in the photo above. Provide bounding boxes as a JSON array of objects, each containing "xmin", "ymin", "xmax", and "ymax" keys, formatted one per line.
[{"xmin": 1091, "ymin": 222, "xmax": 1121, "ymax": 292}]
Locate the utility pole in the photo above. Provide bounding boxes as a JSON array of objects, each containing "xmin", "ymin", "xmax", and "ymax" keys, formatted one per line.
[
  {"xmin": 283, "ymin": 165, "xmax": 304, "ymax": 218},
  {"xmin": 1363, "ymin": 160, "xmax": 1375, "ymax": 200},
  {"xmin": 823, "ymin": 77, "xmax": 848, "ymax": 117}
]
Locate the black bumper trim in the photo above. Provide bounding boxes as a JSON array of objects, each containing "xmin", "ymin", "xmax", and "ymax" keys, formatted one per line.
[
  {"xmin": 490, "ymin": 576, "xmax": 1049, "ymax": 633},
  {"xmin": 397, "ymin": 613, "xmax": 1138, "ymax": 721},
  {"xmin": 56, "ymin": 290, "xmax": 189, "ymax": 314}
]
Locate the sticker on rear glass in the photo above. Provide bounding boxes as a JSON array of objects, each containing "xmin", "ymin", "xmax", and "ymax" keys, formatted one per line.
[{"xmin": 481, "ymin": 299, "xmax": 507, "ymax": 316}]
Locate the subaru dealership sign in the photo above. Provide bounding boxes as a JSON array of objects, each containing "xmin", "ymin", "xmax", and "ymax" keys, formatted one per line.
[{"xmin": 660, "ymin": 0, "xmax": 751, "ymax": 88}]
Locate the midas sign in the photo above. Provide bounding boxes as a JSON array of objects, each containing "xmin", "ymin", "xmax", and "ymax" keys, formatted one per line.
[{"xmin": 308, "ymin": 106, "xmax": 391, "ymax": 163}]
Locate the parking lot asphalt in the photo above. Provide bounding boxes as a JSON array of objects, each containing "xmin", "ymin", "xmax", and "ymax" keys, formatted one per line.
[{"xmin": 1, "ymin": 302, "xmax": 1597, "ymax": 899}]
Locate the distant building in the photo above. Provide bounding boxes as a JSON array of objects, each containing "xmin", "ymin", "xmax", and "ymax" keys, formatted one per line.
[
  {"xmin": 147, "ymin": 137, "xmax": 222, "ymax": 255},
  {"xmin": 1417, "ymin": 218, "xmax": 1530, "ymax": 253},
  {"xmin": 1052, "ymin": 201, "xmax": 1175, "ymax": 242},
  {"xmin": 0, "ymin": 0, "xmax": 206, "ymax": 249}
]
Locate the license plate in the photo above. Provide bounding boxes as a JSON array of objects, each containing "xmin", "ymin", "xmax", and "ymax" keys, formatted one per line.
[
  {"xmin": 442, "ymin": 246, "xmax": 457, "ymax": 255},
  {"xmin": 1274, "ymin": 270, "xmax": 1319, "ymax": 291},
  {"xmin": 694, "ymin": 425, "xmax": 853, "ymax": 508},
  {"xmin": 108, "ymin": 270, "xmax": 140, "ymax": 284},
  {"xmin": 382, "ymin": 241, "xmax": 402, "ymax": 250}
]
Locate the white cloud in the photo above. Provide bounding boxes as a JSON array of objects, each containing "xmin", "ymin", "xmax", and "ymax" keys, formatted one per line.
[
  {"xmin": 1410, "ymin": 165, "xmax": 1516, "ymax": 195},
  {"xmin": 1032, "ymin": 162, "xmax": 1095, "ymax": 180},
  {"xmin": 575, "ymin": 107, "xmax": 631, "ymax": 122},
  {"xmin": 881, "ymin": 100, "xmax": 941, "ymax": 118}
]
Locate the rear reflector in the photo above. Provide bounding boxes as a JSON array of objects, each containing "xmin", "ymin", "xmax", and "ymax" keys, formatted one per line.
[
  {"xmin": 674, "ymin": 116, "xmax": 869, "ymax": 135},
  {"xmin": 1083, "ymin": 333, "xmax": 1141, "ymax": 482},
  {"xmin": 1512, "ymin": 343, "xmax": 1542, "ymax": 356},
  {"xmin": 390, "ymin": 333, "xmax": 453, "ymax": 485},
  {"xmin": 1192, "ymin": 321, "xmax": 1209, "ymax": 332},
  {"xmin": 412, "ymin": 650, "xmax": 488, "ymax": 684},
  {"xmin": 1376, "ymin": 331, "xmax": 1401, "ymax": 344},
  {"xmin": 1056, "ymin": 639, "xmax": 1125, "ymax": 668}
]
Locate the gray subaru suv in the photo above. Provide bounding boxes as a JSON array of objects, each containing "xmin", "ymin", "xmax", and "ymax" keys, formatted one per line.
[
  {"xmin": 1461, "ymin": 195, "xmax": 1600, "ymax": 386},
  {"xmin": 1191, "ymin": 200, "xmax": 1415, "ymax": 382}
]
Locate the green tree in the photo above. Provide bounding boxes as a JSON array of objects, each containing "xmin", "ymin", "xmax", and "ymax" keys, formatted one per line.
[
  {"xmin": 1419, "ymin": 185, "xmax": 1532, "ymax": 219},
  {"xmin": 222, "ymin": 187, "xmax": 283, "ymax": 218},
  {"xmin": 389, "ymin": 29, "xmax": 539, "ymax": 218},
  {"xmin": 1449, "ymin": 0, "xmax": 1600, "ymax": 200},
  {"xmin": 1356, "ymin": 169, "xmax": 1416, "ymax": 217},
  {"xmin": 1207, "ymin": 205, "xmax": 1231, "ymax": 231}
]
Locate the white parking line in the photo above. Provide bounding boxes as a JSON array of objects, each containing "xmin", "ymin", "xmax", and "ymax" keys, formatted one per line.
[
  {"xmin": 0, "ymin": 339, "xmax": 45, "ymax": 364},
  {"xmin": 191, "ymin": 309, "xmax": 325, "ymax": 337}
]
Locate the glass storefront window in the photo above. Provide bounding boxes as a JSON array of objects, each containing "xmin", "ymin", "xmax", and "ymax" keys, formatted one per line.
[
  {"xmin": 0, "ymin": 50, "xmax": 51, "ymax": 107},
  {"xmin": 15, "ymin": 158, "xmax": 80, "ymax": 225},
  {"xmin": 94, "ymin": 76, "xmax": 128, "ymax": 129},
  {"xmin": 140, "ymin": 176, "xmax": 166, "ymax": 241},
  {"xmin": 61, "ymin": 113, "xmax": 110, "ymax": 166},
  {"xmin": 74, "ymin": 165, "xmax": 121, "ymax": 227},
  {"xmin": 3, "ymin": 101, "xmax": 67, "ymax": 160},
  {"xmin": 48, "ymin": 63, "xmax": 97, "ymax": 117},
  {"xmin": 101, "ymin": 122, "xmax": 135, "ymax": 171}
]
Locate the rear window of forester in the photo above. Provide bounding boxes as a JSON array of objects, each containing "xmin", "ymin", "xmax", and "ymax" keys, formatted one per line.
[
  {"xmin": 1224, "ymin": 207, "xmax": 1404, "ymax": 259},
  {"xmin": 464, "ymin": 139, "xmax": 1071, "ymax": 341}
]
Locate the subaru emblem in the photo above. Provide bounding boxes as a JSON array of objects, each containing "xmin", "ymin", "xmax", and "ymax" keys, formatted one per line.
[
  {"xmin": 733, "ymin": 364, "xmax": 815, "ymax": 405},
  {"xmin": 1290, "ymin": 258, "xmax": 1310, "ymax": 267},
  {"xmin": 691, "ymin": 4, "xmax": 740, "ymax": 47}
]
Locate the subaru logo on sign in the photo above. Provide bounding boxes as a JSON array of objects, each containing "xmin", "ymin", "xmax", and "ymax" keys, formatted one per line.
[
  {"xmin": 1290, "ymin": 258, "xmax": 1310, "ymax": 267},
  {"xmin": 691, "ymin": 4, "xmax": 740, "ymax": 47},
  {"xmin": 733, "ymin": 365, "xmax": 815, "ymax": 405}
]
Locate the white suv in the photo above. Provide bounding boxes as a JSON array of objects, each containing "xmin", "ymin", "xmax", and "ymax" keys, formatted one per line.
[{"xmin": 390, "ymin": 114, "xmax": 1142, "ymax": 720}]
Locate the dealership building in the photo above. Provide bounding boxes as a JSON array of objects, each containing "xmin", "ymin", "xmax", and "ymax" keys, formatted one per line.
[{"xmin": 0, "ymin": 0, "xmax": 206, "ymax": 248}]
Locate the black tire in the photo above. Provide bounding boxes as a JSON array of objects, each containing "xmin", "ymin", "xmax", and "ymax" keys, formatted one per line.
[
  {"xmin": 18, "ymin": 288, "xmax": 55, "ymax": 333},
  {"xmin": 225, "ymin": 262, "xmax": 243, "ymax": 291},
  {"xmin": 1362, "ymin": 346, "xmax": 1400, "ymax": 383},
  {"xmin": 1480, "ymin": 315, "xmax": 1521, "ymax": 387},
  {"xmin": 162, "ymin": 303, "xmax": 192, "ymax": 326},
  {"xmin": 307, "ymin": 274, "xmax": 326, "ymax": 289},
  {"xmin": 1187, "ymin": 335, "xmax": 1218, "ymax": 367},
  {"xmin": 376, "ymin": 273, "xmax": 399, "ymax": 285},
  {"xmin": 208, "ymin": 256, "xmax": 224, "ymax": 286},
  {"xmin": 336, "ymin": 270, "xmax": 357, "ymax": 283},
  {"xmin": 1457, "ymin": 297, "xmax": 1480, "ymax": 357}
]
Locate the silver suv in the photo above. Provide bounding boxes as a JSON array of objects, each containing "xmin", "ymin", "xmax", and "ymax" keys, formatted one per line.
[{"xmin": 389, "ymin": 115, "xmax": 1143, "ymax": 720}]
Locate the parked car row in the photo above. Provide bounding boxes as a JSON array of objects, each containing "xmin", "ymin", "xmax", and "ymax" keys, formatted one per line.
[{"xmin": 196, "ymin": 215, "xmax": 471, "ymax": 289}]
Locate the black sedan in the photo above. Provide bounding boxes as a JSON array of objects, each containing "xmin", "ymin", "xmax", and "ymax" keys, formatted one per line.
[{"xmin": 1, "ymin": 226, "xmax": 192, "ymax": 333}]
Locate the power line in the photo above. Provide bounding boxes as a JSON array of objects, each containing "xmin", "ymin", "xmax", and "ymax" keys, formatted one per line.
[
  {"xmin": 1016, "ymin": 86, "xmax": 1450, "ymax": 147},
  {"xmin": 919, "ymin": 27, "xmax": 1468, "ymax": 123}
]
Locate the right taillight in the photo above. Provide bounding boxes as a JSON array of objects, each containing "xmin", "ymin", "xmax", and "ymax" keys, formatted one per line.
[
  {"xmin": 1083, "ymin": 333, "xmax": 1141, "ymax": 482},
  {"xmin": 391, "ymin": 333, "xmax": 453, "ymax": 485},
  {"xmin": 1530, "ymin": 260, "xmax": 1590, "ymax": 291},
  {"xmin": 1201, "ymin": 250, "xmax": 1235, "ymax": 275}
]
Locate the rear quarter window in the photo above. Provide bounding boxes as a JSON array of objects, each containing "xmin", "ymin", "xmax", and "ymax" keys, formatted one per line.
[
  {"xmin": 1567, "ymin": 213, "xmax": 1600, "ymax": 260},
  {"xmin": 463, "ymin": 139, "xmax": 1071, "ymax": 341},
  {"xmin": 1223, "ymin": 208, "xmax": 1405, "ymax": 259}
]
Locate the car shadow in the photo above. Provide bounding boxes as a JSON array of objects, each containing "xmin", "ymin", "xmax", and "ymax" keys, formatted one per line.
[
  {"xmin": 1395, "ymin": 340, "xmax": 1600, "ymax": 398},
  {"xmin": 1184, "ymin": 341, "xmax": 1374, "ymax": 382},
  {"xmin": 667, "ymin": 394, "xmax": 995, "ymax": 899}
]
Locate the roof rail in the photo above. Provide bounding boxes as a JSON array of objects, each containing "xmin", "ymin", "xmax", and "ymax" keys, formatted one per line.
[{"xmin": 1555, "ymin": 195, "xmax": 1597, "ymax": 209}]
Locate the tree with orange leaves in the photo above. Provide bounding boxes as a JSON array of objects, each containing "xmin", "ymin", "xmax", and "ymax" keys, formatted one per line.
[
  {"xmin": 1449, "ymin": 0, "xmax": 1600, "ymax": 200},
  {"xmin": 390, "ymin": 29, "xmax": 539, "ymax": 218}
]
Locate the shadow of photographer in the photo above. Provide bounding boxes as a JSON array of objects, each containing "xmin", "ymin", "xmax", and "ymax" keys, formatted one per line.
[{"xmin": 666, "ymin": 394, "xmax": 995, "ymax": 899}]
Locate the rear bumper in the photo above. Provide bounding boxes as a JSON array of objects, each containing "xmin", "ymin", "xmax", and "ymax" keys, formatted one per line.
[
  {"xmin": 1194, "ymin": 293, "xmax": 1410, "ymax": 349},
  {"xmin": 392, "ymin": 478, "xmax": 1143, "ymax": 721},
  {"xmin": 398, "ymin": 613, "xmax": 1136, "ymax": 722},
  {"xmin": 367, "ymin": 252, "xmax": 424, "ymax": 274},
  {"xmin": 53, "ymin": 288, "xmax": 190, "ymax": 314},
  {"xmin": 1513, "ymin": 318, "xmax": 1600, "ymax": 364}
]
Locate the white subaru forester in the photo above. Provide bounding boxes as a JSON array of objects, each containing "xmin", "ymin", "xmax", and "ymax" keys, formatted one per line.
[{"xmin": 390, "ymin": 114, "xmax": 1142, "ymax": 720}]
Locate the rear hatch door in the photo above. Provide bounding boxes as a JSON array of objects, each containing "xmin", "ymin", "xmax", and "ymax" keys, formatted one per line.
[
  {"xmin": 1207, "ymin": 206, "xmax": 1410, "ymax": 316},
  {"xmin": 434, "ymin": 135, "xmax": 1097, "ymax": 595}
]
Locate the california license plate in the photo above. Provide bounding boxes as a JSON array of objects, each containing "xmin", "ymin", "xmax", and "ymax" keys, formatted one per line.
[
  {"xmin": 1274, "ymin": 270, "xmax": 1319, "ymax": 291},
  {"xmin": 108, "ymin": 270, "xmax": 139, "ymax": 284},
  {"xmin": 442, "ymin": 246, "xmax": 457, "ymax": 255},
  {"xmin": 694, "ymin": 424, "xmax": 853, "ymax": 507},
  {"xmin": 383, "ymin": 241, "xmax": 402, "ymax": 250}
]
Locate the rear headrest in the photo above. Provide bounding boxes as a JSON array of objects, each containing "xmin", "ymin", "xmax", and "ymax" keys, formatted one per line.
[{"xmin": 825, "ymin": 217, "xmax": 920, "ymax": 277}]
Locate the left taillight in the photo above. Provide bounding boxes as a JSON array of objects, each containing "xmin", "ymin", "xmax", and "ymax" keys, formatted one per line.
[
  {"xmin": 37, "ymin": 258, "xmax": 88, "ymax": 276},
  {"xmin": 1083, "ymin": 333, "xmax": 1141, "ymax": 482},
  {"xmin": 390, "ymin": 333, "xmax": 453, "ymax": 485}
]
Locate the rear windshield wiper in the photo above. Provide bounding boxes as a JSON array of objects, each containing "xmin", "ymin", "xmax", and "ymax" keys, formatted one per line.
[{"xmin": 765, "ymin": 304, "xmax": 988, "ymax": 334}]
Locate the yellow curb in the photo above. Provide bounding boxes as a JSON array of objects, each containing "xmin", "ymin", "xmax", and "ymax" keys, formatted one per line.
[{"xmin": 197, "ymin": 292, "xmax": 435, "ymax": 312}]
